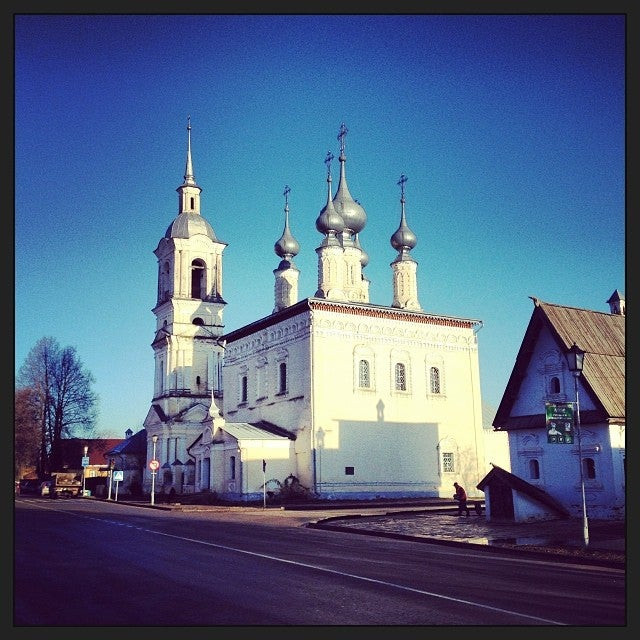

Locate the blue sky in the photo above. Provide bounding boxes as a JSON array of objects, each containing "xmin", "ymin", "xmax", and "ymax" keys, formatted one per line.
[{"xmin": 14, "ymin": 14, "xmax": 625, "ymax": 437}]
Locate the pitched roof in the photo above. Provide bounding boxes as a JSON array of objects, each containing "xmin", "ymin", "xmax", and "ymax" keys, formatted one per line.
[
  {"xmin": 105, "ymin": 429, "xmax": 147, "ymax": 456},
  {"xmin": 493, "ymin": 297, "xmax": 625, "ymax": 430},
  {"xmin": 59, "ymin": 438, "xmax": 125, "ymax": 467},
  {"xmin": 476, "ymin": 464, "xmax": 570, "ymax": 517}
]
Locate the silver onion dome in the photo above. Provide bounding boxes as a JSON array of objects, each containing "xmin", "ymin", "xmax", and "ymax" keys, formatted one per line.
[
  {"xmin": 390, "ymin": 174, "xmax": 417, "ymax": 255},
  {"xmin": 332, "ymin": 122, "xmax": 367, "ymax": 234},
  {"xmin": 316, "ymin": 152, "xmax": 345, "ymax": 239},
  {"xmin": 275, "ymin": 186, "xmax": 300, "ymax": 260},
  {"xmin": 354, "ymin": 233, "xmax": 369, "ymax": 268}
]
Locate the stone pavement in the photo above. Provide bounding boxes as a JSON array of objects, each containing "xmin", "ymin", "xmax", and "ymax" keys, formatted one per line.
[{"xmin": 312, "ymin": 508, "xmax": 625, "ymax": 551}]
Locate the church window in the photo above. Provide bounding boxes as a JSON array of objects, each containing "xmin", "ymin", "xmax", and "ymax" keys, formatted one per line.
[
  {"xmin": 549, "ymin": 376, "xmax": 560, "ymax": 394},
  {"xmin": 241, "ymin": 376, "xmax": 248, "ymax": 403},
  {"xmin": 190, "ymin": 196, "xmax": 194, "ymax": 210},
  {"xmin": 430, "ymin": 367, "xmax": 441, "ymax": 394},
  {"xmin": 190, "ymin": 259, "xmax": 206, "ymax": 299},
  {"xmin": 278, "ymin": 362, "xmax": 287, "ymax": 394},
  {"xmin": 395, "ymin": 363, "xmax": 407, "ymax": 391},
  {"xmin": 256, "ymin": 357, "xmax": 268, "ymax": 400},
  {"xmin": 442, "ymin": 451, "xmax": 455, "ymax": 473},
  {"xmin": 230, "ymin": 456, "xmax": 236, "ymax": 480},
  {"xmin": 583, "ymin": 457, "xmax": 596, "ymax": 480},
  {"xmin": 359, "ymin": 359, "xmax": 370, "ymax": 388},
  {"xmin": 192, "ymin": 317, "xmax": 204, "ymax": 326},
  {"xmin": 529, "ymin": 459, "xmax": 540, "ymax": 480},
  {"xmin": 161, "ymin": 261, "xmax": 171, "ymax": 302}
]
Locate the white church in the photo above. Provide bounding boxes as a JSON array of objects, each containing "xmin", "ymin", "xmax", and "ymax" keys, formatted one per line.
[{"xmin": 142, "ymin": 120, "xmax": 490, "ymax": 502}]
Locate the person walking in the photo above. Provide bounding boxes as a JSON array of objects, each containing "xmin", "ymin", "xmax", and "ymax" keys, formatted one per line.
[{"xmin": 453, "ymin": 482, "xmax": 470, "ymax": 516}]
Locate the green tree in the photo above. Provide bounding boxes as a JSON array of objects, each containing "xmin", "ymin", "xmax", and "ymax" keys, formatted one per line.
[{"xmin": 16, "ymin": 337, "xmax": 98, "ymax": 475}]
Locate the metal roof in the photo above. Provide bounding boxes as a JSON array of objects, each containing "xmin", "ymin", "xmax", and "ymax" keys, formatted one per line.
[{"xmin": 217, "ymin": 422, "xmax": 293, "ymax": 441}]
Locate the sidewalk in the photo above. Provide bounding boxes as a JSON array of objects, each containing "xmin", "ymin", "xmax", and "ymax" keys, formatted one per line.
[
  {"xmin": 301, "ymin": 505, "xmax": 626, "ymax": 568},
  {"xmin": 103, "ymin": 495, "xmax": 626, "ymax": 568}
]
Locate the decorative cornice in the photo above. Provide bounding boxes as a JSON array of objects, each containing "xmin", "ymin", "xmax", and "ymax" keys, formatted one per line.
[
  {"xmin": 224, "ymin": 296, "xmax": 481, "ymax": 343},
  {"xmin": 308, "ymin": 298, "xmax": 479, "ymax": 330}
]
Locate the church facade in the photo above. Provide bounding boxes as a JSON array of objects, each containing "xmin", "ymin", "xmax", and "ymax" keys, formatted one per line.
[{"xmin": 143, "ymin": 120, "xmax": 486, "ymax": 501}]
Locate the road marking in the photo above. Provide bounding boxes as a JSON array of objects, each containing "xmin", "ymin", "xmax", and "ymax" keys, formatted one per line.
[{"xmin": 18, "ymin": 499, "xmax": 617, "ymax": 624}]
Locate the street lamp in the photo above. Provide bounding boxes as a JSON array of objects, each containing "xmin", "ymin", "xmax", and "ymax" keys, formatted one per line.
[
  {"xmin": 150, "ymin": 434, "xmax": 159, "ymax": 506},
  {"xmin": 566, "ymin": 342, "xmax": 589, "ymax": 548},
  {"xmin": 82, "ymin": 446, "xmax": 88, "ymax": 496}
]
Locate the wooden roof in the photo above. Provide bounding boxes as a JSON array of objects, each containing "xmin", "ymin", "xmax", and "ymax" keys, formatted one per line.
[
  {"xmin": 493, "ymin": 297, "xmax": 625, "ymax": 430},
  {"xmin": 476, "ymin": 464, "xmax": 570, "ymax": 517}
]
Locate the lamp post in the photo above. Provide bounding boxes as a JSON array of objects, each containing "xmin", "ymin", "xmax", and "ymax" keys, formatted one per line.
[
  {"xmin": 566, "ymin": 342, "xmax": 589, "ymax": 548},
  {"xmin": 150, "ymin": 434, "xmax": 158, "ymax": 506},
  {"xmin": 82, "ymin": 445, "xmax": 88, "ymax": 496}
]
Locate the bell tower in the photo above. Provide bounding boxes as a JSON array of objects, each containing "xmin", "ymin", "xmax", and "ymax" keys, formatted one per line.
[{"xmin": 143, "ymin": 118, "xmax": 227, "ymax": 493}]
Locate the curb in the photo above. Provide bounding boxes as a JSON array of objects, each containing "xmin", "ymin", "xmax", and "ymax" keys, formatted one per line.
[{"xmin": 305, "ymin": 520, "xmax": 626, "ymax": 570}]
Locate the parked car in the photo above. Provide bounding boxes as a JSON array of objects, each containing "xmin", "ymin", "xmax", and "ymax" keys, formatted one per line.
[{"xmin": 18, "ymin": 479, "xmax": 40, "ymax": 495}]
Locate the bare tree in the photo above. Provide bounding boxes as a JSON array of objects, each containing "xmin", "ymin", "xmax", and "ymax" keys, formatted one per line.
[{"xmin": 16, "ymin": 337, "xmax": 98, "ymax": 475}]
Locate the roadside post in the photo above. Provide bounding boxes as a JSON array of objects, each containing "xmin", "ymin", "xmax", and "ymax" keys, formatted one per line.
[
  {"xmin": 150, "ymin": 433, "xmax": 159, "ymax": 506},
  {"xmin": 81, "ymin": 446, "xmax": 89, "ymax": 496},
  {"xmin": 107, "ymin": 458, "xmax": 115, "ymax": 500},
  {"xmin": 262, "ymin": 459, "xmax": 266, "ymax": 509}
]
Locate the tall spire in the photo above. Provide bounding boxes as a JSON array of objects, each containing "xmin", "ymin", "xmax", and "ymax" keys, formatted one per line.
[
  {"xmin": 176, "ymin": 116, "xmax": 202, "ymax": 216},
  {"xmin": 183, "ymin": 115, "xmax": 196, "ymax": 187}
]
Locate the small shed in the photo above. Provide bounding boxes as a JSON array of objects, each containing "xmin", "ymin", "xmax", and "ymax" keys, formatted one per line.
[{"xmin": 477, "ymin": 464, "xmax": 570, "ymax": 523}]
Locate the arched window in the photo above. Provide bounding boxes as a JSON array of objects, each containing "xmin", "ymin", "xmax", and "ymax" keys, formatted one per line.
[
  {"xmin": 529, "ymin": 459, "xmax": 540, "ymax": 480},
  {"xmin": 278, "ymin": 362, "xmax": 287, "ymax": 393},
  {"xmin": 550, "ymin": 376, "xmax": 560, "ymax": 394},
  {"xmin": 442, "ymin": 451, "xmax": 455, "ymax": 473},
  {"xmin": 359, "ymin": 359, "xmax": 370, "ymax": 388},
  {"xmin": 161, "ymin": 261, "xmax": 171, "ymax": 302},
  {"xmin": 583, "ymin": 457, "xmax": 596, "ymax": 480},
  {"xmin": 191, "ymin": 259, "xmax": 206, "ymax": 299},
  {"xmin": 395, "ymin": 363, "xmax": 406, "ymax": 391},
  {"xmin": 430, "ymin": 367, "xmax": 441, "ymax": 394},
  {"xmin": 241, "ymin": 376, "xmax": 248, "ymax": 403}
]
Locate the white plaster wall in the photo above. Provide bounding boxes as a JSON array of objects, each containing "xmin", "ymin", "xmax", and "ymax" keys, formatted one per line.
[
  {"xmin": 311, "ymin": 307, "xmax": 485, "ymax": 499},
  {"xmin": 507, "ymin": 324, "xmax": 625, "ymax": 520}
]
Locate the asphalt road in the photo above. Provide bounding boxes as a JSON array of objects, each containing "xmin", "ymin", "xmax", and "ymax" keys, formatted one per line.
[{"xmin": 13, "ymin": 497, "xmax": 626, "ymax": 627}]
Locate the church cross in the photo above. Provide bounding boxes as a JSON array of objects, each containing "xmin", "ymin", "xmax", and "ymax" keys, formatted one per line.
[
  {"xmin": 397, "ymin": 174, "xmax": 408, "ymax": 200},
  {"xmin": 337, "ymin": 122, "xmax": 348, "ymax": 153},
  {"xmin": 324, "ymin": 151, "xmax": 334, "ymax": 175}
]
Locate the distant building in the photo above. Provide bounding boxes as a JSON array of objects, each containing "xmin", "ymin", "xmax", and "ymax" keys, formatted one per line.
[
  {"xmin": 143, "ymin": 120, "xmax": 492, "ymax": 501},
  {"xmin": 487, "ymin": 293, "xmax": 625, "ymax": 521},
  {"xmin": 103, "ymin": 428, "xmax": 147, "ymax": 496}
]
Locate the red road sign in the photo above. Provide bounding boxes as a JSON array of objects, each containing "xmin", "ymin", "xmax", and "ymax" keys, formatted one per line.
[{"xmin": 149, "ymin": 459, "xmax": 160, "ymax": 471}]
